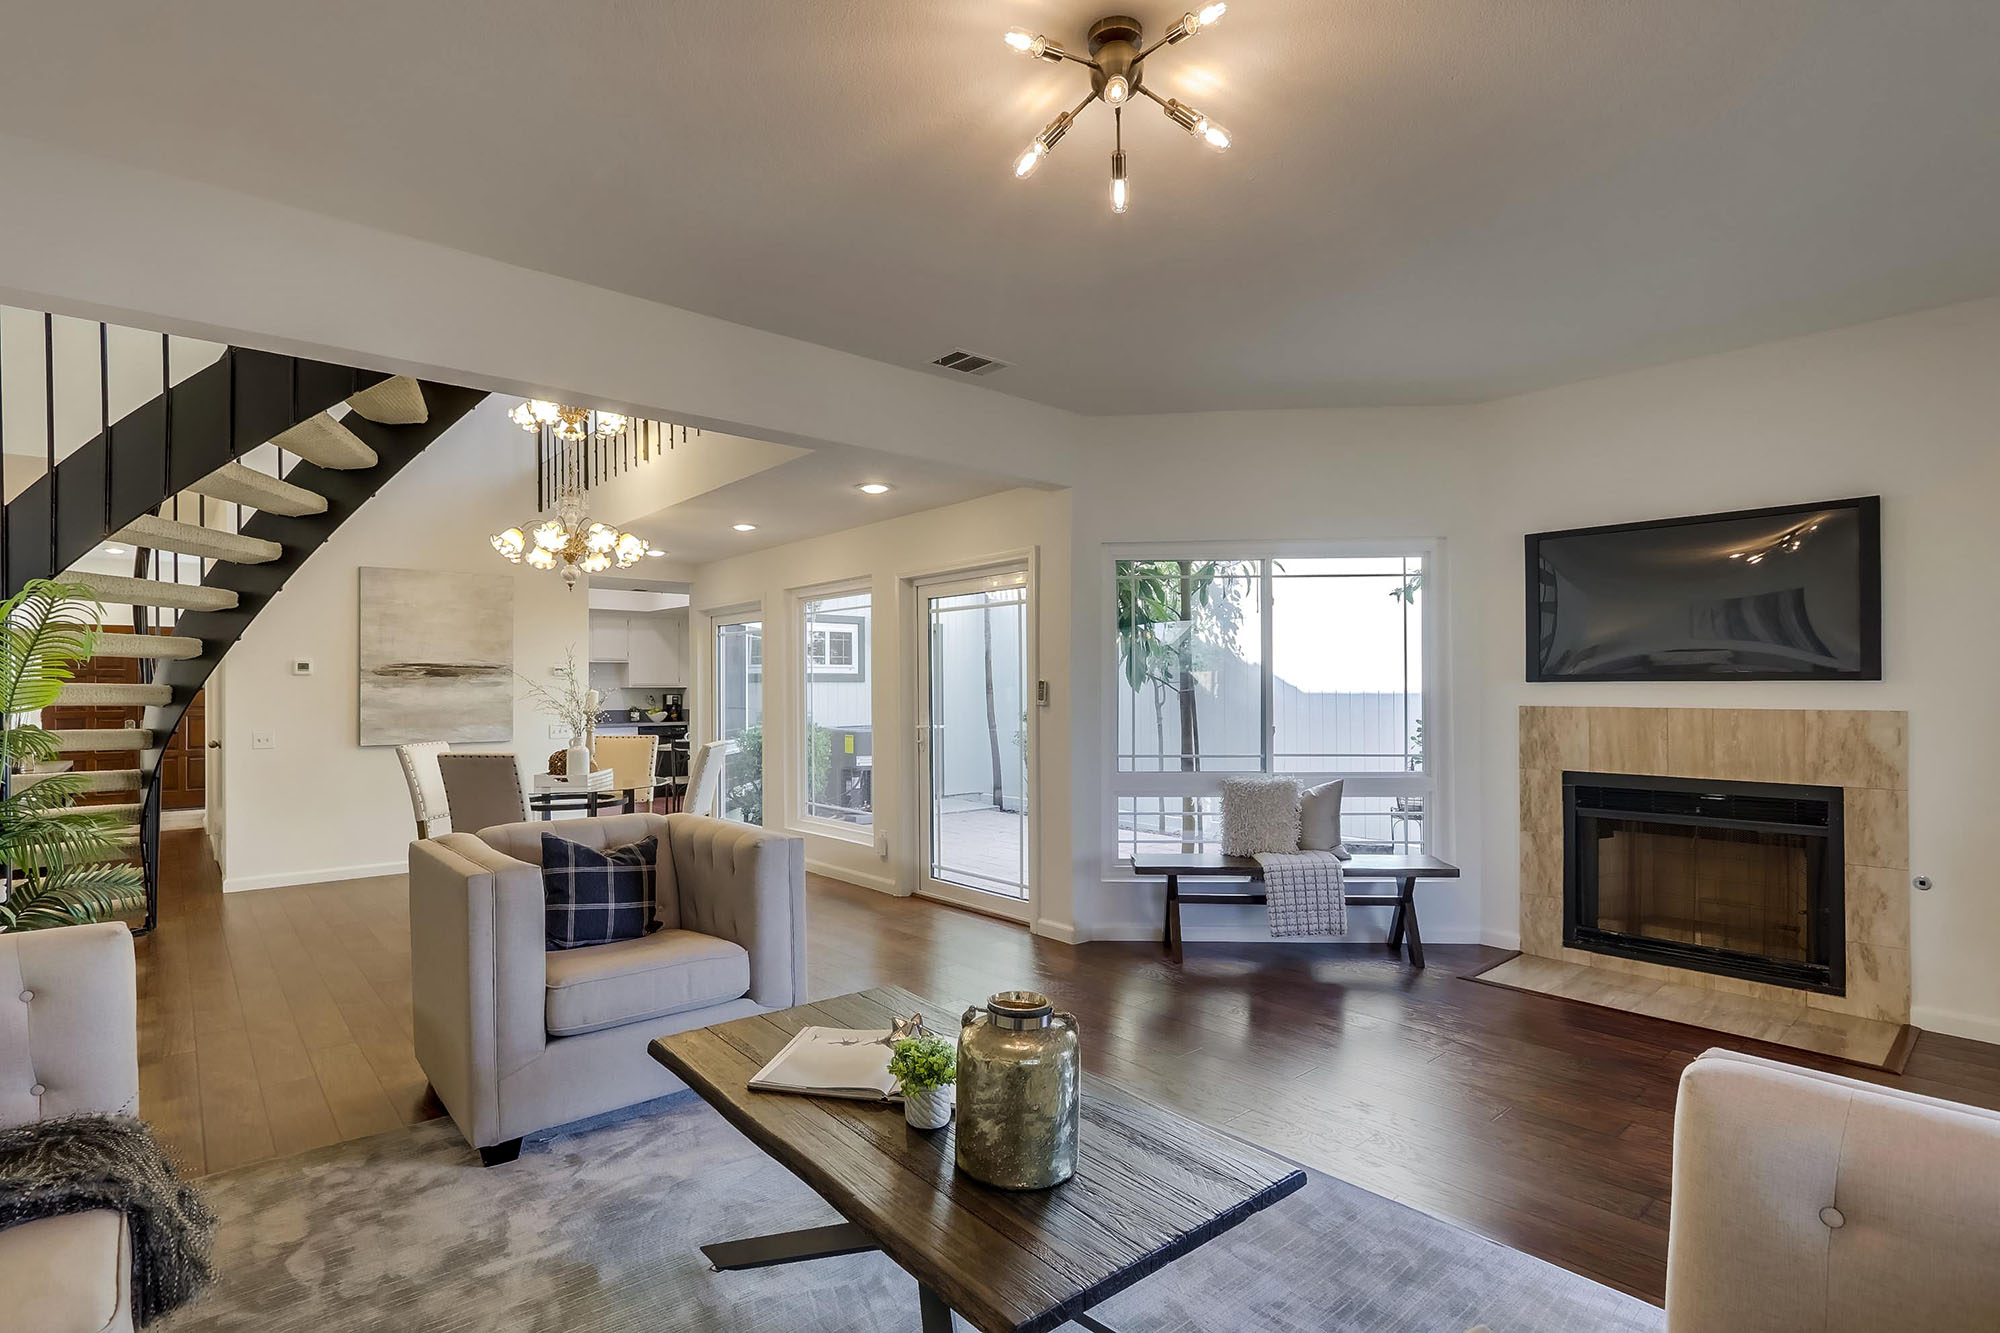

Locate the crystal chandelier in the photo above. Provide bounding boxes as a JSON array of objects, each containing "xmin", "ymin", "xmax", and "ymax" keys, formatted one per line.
[
  {"xmin": 1004, "ymin": 7, "xmax": 1232, "ymax": 213},
  {"xmin": 491, "ymin": 490, "xmax": 653, "ymax": 589},
  {"xmin": 507, "ymin": 399, "xmax": 630, "ymax": 442}
]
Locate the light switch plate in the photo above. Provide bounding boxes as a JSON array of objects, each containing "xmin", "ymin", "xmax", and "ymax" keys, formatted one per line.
[{"xmin": 549, "ymin": 724, "xmax": 568, "ymax": 739}]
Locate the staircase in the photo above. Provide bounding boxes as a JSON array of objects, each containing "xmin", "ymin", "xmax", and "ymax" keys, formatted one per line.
[{"xmin": 2, "ymin": 316, "xmax": 485, "ymax": 932}]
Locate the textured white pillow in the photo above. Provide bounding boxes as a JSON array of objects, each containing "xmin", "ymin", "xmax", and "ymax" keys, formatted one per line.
[
  {"xmin": 1220, "ymin": 777, "xmax": 1301, "ymax": 855},
  {"xmin": 1299, "ymin": 779, "xmax": 1345, "ymax": 851}
]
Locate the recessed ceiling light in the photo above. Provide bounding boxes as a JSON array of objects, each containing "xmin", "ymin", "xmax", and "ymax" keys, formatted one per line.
[
  {"xmin": 645, "ymin": 548, "xmax": 667, "ymax": 557},
  {"xmin": 732, "ymin": 523, "xmax": 758, "ymax": 532},
  {"xmin": 103, "ymin": 545, "xmax": 127, "ymax": 555},
  {"xmin": 856, "ymin": 483, "xmax": 893, "ymax": 495}
]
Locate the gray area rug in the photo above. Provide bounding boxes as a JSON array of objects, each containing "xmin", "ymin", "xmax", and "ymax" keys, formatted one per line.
[{"xmin": 162, "ymin": 1093, "xmax": 1664, "ymax": 1332}]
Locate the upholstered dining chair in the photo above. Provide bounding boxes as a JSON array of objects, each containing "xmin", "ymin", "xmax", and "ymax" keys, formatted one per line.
[
  {"xmin": 395, "ymin": 740, "xmax": 452, "ymax": 838},
  {"xmin": 434, "ymin": 752, "xmax": 528, "ymax": 835},
  {"xmin": 592, "ymin": 734, "xmax": 660, "ymax": 813},
  {"xmin": 680, "ymin": 739, "xmax": 728, "ymax": 818}
]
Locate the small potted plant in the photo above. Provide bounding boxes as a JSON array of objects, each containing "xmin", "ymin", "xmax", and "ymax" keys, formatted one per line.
[{"xmin": 888, "ymin": 1033, "xmax": 957, "ymax": 1131}]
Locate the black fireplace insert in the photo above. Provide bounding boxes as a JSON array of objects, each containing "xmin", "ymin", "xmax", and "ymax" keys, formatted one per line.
[{"xmin": 1563, "ymin": 772, "xmax": 1844, "ymax": 994}]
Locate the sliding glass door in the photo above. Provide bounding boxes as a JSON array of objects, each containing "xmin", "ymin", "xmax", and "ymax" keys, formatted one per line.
[
  {"xmin": 916, "ymin": 568, "xmax": 1031, "ymax": 920},
  {"xmin": 712, "ymin": 615, "xmax": 763, "ymax": 824}
]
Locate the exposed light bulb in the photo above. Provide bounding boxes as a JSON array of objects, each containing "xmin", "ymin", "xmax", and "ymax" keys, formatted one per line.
[
  {"xmin": 1103, "ymin": 74, "xmax": 1130, "ymax": 105},
  {"xmin": 1199, "ymin": 118, "xmax": 1232, "ymax": 151},
  {"xmin": 1110, "ymin": 149, "xmax": 1129, "ymax": 214},
  {"xmin": 1197, "ymin": 2, "xmax": 1228, "ymax": 26},
  {"xmin": 1014, "ymin": 142, "xmax": 1048, "ymax": 179},
  {"xmin": 1003, "ymin": 28, "xmax": 1048, "ymax": 59}
]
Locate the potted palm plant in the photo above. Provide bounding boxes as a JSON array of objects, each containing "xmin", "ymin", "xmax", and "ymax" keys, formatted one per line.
[{"xmin": 0, "ymin": 580, "xmax": 146, "ymax": 931}]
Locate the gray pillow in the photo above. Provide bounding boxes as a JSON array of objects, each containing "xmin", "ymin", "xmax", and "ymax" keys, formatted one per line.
[{"xmin": 1299, "ymin": 779, "xmax": 1345, "ymax": 851}]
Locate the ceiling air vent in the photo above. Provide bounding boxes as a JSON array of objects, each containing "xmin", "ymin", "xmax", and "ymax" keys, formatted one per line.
[{"xmin": 931, "ymin": 348, "xmax": 1011, "ymax": 376}]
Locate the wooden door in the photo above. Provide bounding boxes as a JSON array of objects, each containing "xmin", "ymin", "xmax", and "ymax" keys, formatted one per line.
[{"xmin": 158, "ymin": 690, "xmax": 205, "ymax": 809}]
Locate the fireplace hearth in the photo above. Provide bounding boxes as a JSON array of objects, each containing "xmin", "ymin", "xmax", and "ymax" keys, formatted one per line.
[{"xmin": 1563, "ymin": 772, "xmax": 1844, "ymax": 994}]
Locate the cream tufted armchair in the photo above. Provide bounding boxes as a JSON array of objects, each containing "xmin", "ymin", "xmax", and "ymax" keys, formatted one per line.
[
  {"xmin": 0, "ymin": 922, "xmax": 139, "ymax": 1333},
  {"xmin": 408, "ymin": 812, "xmax": 804, "ymax": 1164}
]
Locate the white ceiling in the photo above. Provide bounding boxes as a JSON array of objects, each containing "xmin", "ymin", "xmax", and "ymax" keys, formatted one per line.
[
  {"xmin": 4, "ymin": 3, "xmax": 1997, "ymax": 412},
  {"xmin": 621, "ymin": 442, "xmax": 1023, "ymax": 565}
]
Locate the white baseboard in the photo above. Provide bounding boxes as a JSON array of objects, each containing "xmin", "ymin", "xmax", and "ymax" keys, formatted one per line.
[
  {"xmin": 805, "ymin": 859, "xmax": 900, "ymax": 895},
  {"xmin": 1911, "ymin": 1004, "xmax": 2000, "ymax": 1046},
  {"xmin": 160, "ymin": 809, "xmax": 206, "ymax": 831},
  {"xmin": 222, "ymin": 860, "xmax": 405, "ymax": 894},
  {"xmin": 1032, "ymin": 917, "xmax": 1078, "ymax": 944},
  {"xmin": 1482, "ymin": 928, "xmax": 1522, "ymax": 950}
]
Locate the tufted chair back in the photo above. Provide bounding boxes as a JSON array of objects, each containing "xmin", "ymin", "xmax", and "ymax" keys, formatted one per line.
[
  {"xmin": 396, "ymin": 740, "xmax": 453, "ymax": 838},
  {"xmin": 0, "ymin": 922, "xmax": 138, "ymax": 1128}
]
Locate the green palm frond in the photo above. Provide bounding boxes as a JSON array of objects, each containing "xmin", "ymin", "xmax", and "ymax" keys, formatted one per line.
[{"xmin": 1, "ymin": 579, "xmax": 133, "ymax": 933}]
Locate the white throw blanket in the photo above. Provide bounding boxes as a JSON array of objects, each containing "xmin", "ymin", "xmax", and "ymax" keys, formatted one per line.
[{"xmin": 1256, "ymin": 851, "xmax": 1347, "ymax": 936}]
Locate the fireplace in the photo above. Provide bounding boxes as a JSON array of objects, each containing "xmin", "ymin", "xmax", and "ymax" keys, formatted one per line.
[{"xmin": 1563, "ymin": 772, "xmax": 1844, "ymax": 994}]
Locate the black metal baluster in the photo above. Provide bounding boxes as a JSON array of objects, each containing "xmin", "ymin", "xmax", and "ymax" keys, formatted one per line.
[
  {"xmin": 161, "ymin": 334, "xmax": 172, "ymax": 504},
  {"xmin": 1, "ymin": 313, "xmax": 9, "ymax": 595},
  {"xmin": 45, "ymin": 314, "xmax": 57, "ymax": 580},
  {"xmin": 101, "ymin": 323, "xmax": 113, "ymax": 534}
]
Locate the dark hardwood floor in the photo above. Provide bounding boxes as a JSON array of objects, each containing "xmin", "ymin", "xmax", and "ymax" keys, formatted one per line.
[{"xmin": 138, "ymin": 829, "xmax": 2000, "ymax": 1305}]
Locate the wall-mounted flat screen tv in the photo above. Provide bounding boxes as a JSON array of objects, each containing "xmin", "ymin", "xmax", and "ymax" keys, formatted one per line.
[{"xmin": 1527, "ymin": 497, "xmax": 1880, "ymax": 681}]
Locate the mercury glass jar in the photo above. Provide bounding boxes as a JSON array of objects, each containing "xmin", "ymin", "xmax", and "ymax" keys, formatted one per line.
[{"xmin": 954, "ymin": 991, "xmax": 1080, "ymax": 1190}]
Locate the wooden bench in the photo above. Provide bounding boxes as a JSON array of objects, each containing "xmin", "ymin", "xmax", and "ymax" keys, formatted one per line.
[{"xmin": 1131, "ymin": 852, "xmax": 1463, "ymax": 968}]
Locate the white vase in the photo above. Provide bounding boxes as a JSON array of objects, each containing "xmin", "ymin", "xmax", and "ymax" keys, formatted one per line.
[
  {"xmin": 566, "ymin": 745, "xmax": 590, "ymax": 780},
  {"xmin": 903, "ymin": 1083, "xmax": 954, "ymax": 1130}
]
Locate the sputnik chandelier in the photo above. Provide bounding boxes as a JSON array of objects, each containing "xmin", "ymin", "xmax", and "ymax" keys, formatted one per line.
[{"xmin": 1004, "ymin": 5, "xmax": 1232, "ymax": 212}]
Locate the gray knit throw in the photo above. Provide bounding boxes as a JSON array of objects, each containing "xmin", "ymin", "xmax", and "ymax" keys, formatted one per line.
[{"xmin": 0, "ymin": 1114, "xmax": 215, "ymax": 1326}]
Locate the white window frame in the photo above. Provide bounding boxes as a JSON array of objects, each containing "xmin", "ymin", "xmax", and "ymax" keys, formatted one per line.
[
  {"xmin": 1105, "ymin": 539, "xmax": 1445, "ymax": 867},
  {"xmin": 791, "ymin": 580, "xmax": 875, "ymax": 844}
]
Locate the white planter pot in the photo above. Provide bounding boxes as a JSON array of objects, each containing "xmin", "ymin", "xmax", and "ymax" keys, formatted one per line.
[{"xmin": 903, "ymin": 1083, "xmax": 954, "ymax": 1130}]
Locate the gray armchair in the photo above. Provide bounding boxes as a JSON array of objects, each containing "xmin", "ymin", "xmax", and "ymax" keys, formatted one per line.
[
  {"xmin": 408, "ymin": 812, "xmax": 805, "ymax": 1163},
  {"xmin": 0, "ymin": 922, "xmax": 139, "ymax": 1333}
]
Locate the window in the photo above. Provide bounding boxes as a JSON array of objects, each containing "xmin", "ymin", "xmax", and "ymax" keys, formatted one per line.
[
  {"xmin": 800, "ymin": 590, "xmax": 872, "ymax": 826},
  {"xmin": 714, "ymin": 616, "xmax": 763, "ymax": 824},
  {"xmin": 1113, "ymin": 552, "xmax": 1431, "ymax": 860}
]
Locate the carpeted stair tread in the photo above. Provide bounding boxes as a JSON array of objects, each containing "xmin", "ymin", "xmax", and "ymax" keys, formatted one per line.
[
  {"xmin": 188, "ymin": 461, "xmax": 327, "ymax": 517},
  {"xmin": 91, "ymin": 632, "xmax": 205, "ymax": 661},
  {"xmin": 273, "ymin": 412, "xmax": 378, "ymax": 470},
  {"xmin": 15, "ymin": 768, "xmax": 142, "ymax": 793},
  {"xmin": 54, "ymin": 682, "xmax": 172, "ymax": 707},
  {"xmin": 345, "ymin": 376, "xmax": 429, "ymax": 425},
  {"xmin": 47, "ymin": 729, "xmax": 154, "ymax": 752},
  {"xmin": 70, "ymin": 572, "xmax": 237, "ymax": 613},
  {"xmin": 113, "ymin": 514, "xmax": 282, "ymax": 565}
]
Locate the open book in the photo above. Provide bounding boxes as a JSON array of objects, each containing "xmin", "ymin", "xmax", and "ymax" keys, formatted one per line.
[{"xmin": 749, "ymin": 1026, "xmax": 900, "ymax": 1102}]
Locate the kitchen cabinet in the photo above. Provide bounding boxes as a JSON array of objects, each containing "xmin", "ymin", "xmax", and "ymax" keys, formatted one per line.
[
  {"xmin": 626, "ymin": 609, "xmax": 688, "ymax": 686},
  {"xmin": 588, "ymin": 612, "xmax": 630, "ymax": 662}
]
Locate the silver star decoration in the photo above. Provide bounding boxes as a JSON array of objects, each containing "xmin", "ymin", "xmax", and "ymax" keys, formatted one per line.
[{"xmin": 876, "ymin": 1013, "xmax": 930, "ymax": 1047}]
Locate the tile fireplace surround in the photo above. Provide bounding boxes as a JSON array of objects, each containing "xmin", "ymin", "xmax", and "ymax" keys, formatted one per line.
[{"xmin": 1499, "ymin": 705, "xmax": 1911, "ymax": 1068}]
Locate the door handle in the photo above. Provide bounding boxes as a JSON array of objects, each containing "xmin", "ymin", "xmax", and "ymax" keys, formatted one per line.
[{"xmin": 206, "ymin": 740, "xmax": 221, "ymax": 748}]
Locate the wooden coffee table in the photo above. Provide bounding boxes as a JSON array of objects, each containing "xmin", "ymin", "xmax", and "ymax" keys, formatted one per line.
[{"xmin": 649, "ymin": 985, "xmax": 1306, "ymax": 1333}]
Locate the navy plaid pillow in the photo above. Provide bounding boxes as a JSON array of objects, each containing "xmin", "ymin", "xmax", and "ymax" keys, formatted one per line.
[{"xmin": 541, "ymin": 834, "xmax": 659, "ymax": 950}]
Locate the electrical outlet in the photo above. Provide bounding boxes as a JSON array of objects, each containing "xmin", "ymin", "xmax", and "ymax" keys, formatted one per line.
[
  {"xmin": 875, "ymin": 833, "xmax": 890, "ymax": 859},
  {"xmin": 252, "ymin": 731, "xmax": 276, "ymax": 751}
]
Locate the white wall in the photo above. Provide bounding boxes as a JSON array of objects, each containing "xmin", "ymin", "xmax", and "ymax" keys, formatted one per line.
[
  {"xmin": 1475, "ymin": 297, "xmax": 2000, "ymax": 1043},
  {"xmin": 688, "ymin": 488, "xmax": 1073, "ymax": 936},
  {"xmin": 215, "ymin": 397, "xmax": 588, "ymax": 891},
  {"xmin": 1067, "ymin": 297, "xmax": 2000, "ymax": 1042}
]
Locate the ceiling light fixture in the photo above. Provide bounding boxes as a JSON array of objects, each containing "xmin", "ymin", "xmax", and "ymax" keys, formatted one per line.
[
  {"xmin": 732, "ymin": 523, "xmax": 758, "ymax": 532},
  {"xmin": 491, "ymin": 491, "xmax": 655, "ymax": 589},
  {"xmin": 856, "ymin": 483, "xmax": 893, "ymax": 495},
  {"xmin": 507, "ymin": 399, "xmax": 631, "ymax": 442},
  {"xmin": 1003, "ymin": 9, "xmax": 1233, "ymax": 212}
]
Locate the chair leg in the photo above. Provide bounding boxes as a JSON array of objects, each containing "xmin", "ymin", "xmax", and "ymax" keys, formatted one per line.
[{"xmin": 478, "ymin": 1138, "xmax": 523, "ymax": 1167}]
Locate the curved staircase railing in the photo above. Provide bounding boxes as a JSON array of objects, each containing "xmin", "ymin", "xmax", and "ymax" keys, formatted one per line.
[{"xmin": 1, "ymin": 312, "xmax": 485, "ymax": 933}]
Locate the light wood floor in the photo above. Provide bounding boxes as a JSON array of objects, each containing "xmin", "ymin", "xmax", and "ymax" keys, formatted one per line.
[{"xmin": 138, "ymin": 829, "xmax": 2000, "ymax": 1304}]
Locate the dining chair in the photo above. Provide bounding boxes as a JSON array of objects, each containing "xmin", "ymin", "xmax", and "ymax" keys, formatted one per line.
[
  {"xmin": 395, "ymin": 740, "xmax": 452, "ymax": 838},
  {"xmin": 434, "ymin": 752, "xmax": 528, "ymax": 836},
  {"xmin": 681, "ymin": 739, "xmax": 728, "ymax": 818},
  {"xmin": 592, "ymin": 734, "xmax": 660, "ymax": 813}
]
